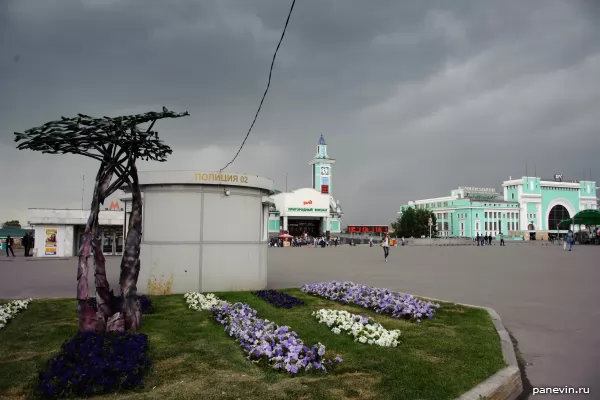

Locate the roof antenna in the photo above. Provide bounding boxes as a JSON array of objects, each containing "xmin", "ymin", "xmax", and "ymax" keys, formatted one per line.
[
  {"xmin": 534, "ymin": 164, "xmax": 537, "ymax": 178},
  {"xmin": 525, "ymin": 163, "xmax": 528, "ymax": 177}
]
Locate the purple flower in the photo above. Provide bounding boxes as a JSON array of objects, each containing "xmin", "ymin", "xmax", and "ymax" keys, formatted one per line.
[
  {"xmin": 300, "ymin": 281, "xmax": 440, "ymax": 322},
  {"xmin": 209, "ymin": 301, "xmax": 342, "ymax": 374},
  {"xmin": 252, "ymin": 290, "xmax": 305, "ymax": 309},
  {"xmin": 34, "ymin": 331, "xmax": 151, "ymax": 398}
]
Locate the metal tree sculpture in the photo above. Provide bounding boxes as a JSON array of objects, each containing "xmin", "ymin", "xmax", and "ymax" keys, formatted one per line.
[{"xmin": 14, "ymin": 109, "xmax": 189, "ymax": 332}]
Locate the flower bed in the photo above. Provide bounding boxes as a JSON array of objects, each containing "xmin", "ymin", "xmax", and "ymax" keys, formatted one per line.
[
  {"xmin": 86, "ymin": 294, "xmax": 154, "ymax": 314},
  {"xmin": 0, "ymin": 298, "xmax": 32, "ymax": 330},
  {"xmin": 313, "ymin": 309, "xmax": 401, "ymax": 347},
  {"xmin": 35, "ymin": 331, "xmax": 152, "ymax": 399},
  {"xmin": 252, "ymin": 289, "xmax": 305, "ymax": 309},
  {"xmin": 301, "ymin": 281, "xmax": 440, "ymax": 323},
  {"xmin": 185, "ymin": 292, "xmax": 342, "ymax": 374},
  {"xmin": 184, "ymin": 292, "xmax": 225, "ymax": 311}
]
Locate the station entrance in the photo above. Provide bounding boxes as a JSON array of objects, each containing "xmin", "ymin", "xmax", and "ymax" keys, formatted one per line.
[
  {"xmin": 286, "ymin": 217, "xmax": 322, "ymax": 237},
  {"xmin": 75, "ymin": 225, "xmax": 123, "ymax": 255}
]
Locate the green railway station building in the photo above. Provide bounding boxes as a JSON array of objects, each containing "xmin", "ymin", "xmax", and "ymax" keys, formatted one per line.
[{"xmin": 398, "ymin": 175, "xmax": 598, "ymax": 240}]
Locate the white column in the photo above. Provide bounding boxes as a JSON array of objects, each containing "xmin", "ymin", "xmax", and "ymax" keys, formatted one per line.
[
  {"xmin": 283, "ymin": 216, "xmax": 288, "ymax": 231},
  {"xmin": 520, "ymin": 202, "xmax": 528, "ymax": 230},
  {"xmin": 536, "ymin": 203, "xmax": 543, "ymax": 230}
]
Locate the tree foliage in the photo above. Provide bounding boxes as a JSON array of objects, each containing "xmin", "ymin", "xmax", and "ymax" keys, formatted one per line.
[
  {"xmin": 1, "ymin": 220, "xmax": 21, "ymax": 228},
  {"xmin": 391, "ymin": 207, "xmax": 437, "ymax": 238}
]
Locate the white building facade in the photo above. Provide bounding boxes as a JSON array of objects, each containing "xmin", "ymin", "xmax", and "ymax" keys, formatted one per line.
[
  {"xmin": 268, "ymin": 135, "xmax": 343, "ymax": 236},
  {"xmin": 27, "ymin": 196, "xmax": 125, "ymax": 258}
]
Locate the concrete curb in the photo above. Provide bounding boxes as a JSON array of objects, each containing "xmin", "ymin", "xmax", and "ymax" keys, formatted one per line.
[
  {"xmin": 416, "ymin": 295, "xmax": 523, "ymax": 400},
  {"xmin": 24, "ymin": 257, "xmax": 71, "ymax": 261}
]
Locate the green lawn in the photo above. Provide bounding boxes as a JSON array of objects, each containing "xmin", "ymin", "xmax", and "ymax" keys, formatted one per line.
[{"xmin": 0, "ymin": 289, "xmax": 505, "ymax": 400}]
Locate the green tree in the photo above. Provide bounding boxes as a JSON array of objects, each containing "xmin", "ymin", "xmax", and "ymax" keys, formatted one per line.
[
  {"xmin": 391, "ymin": 207, "xmax": 437, "ymax": 238},
  {"xmin": 2, "ymin": 220, "xmax": 21, "ymax": 228}
]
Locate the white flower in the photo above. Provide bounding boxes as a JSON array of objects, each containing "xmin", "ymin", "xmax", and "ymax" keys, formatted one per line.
[
  {"xmin": 0, "ymin": 298, "xmax": 33, "ymax": 330},
  {"xmin": 312, "ymin": 309, "xmax": 401, "ymax": 348},
  {"xmin": 184, "ymin": 292, "xmax": 226, "ymax": 311}
]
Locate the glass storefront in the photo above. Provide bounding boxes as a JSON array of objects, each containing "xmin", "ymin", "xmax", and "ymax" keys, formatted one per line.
[
  {"xmin": 285, "ymin": 218, "xmax": 321, "ymax": 237},
  {"xmin": 76, "ymin": 225, "xmax": 123, "ymax": 256}
]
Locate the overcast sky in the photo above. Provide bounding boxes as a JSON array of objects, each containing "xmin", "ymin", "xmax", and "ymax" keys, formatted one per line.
[{"xmin": 1, "ymin": 0, "xmax": 599, "ymax": 227}]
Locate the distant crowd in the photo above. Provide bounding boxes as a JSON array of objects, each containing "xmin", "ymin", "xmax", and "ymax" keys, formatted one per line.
[{"xmin": 269, "ymin": 235, "xmax": 339, "ymax": 248}]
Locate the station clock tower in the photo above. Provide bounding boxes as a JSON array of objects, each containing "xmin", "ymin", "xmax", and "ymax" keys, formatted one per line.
[{"xmin": 309, "ymin": 134, "xmax": 335, "ymax": 195}]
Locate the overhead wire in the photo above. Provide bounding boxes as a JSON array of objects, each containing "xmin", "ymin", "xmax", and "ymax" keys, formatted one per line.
[{"xmin": 220, "ymin": 0, "xmax": 296, "ymax": 172}]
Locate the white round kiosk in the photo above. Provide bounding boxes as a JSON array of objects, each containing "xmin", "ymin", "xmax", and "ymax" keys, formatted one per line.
[{"xmin": 122, "ymin": 170, "xmax": 274, "ymax": 294}]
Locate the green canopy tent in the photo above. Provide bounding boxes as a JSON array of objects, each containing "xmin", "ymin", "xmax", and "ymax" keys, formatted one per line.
[
  {"xmin": 558, "ymin": 210, "xmax": 600, "ymax": 244},
  {"xmin": 558, "ymin": 209, "xmax": 600, "ymax": 227}
]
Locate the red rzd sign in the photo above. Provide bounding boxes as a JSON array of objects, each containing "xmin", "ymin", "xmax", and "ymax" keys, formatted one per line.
[{"xmin": 347, "ymin": 225, "xmax": 389, "ymax": 233}]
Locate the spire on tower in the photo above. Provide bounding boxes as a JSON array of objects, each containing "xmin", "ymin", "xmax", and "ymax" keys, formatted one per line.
[{"xmin": 318, "ymin": 134, "xmax": 326, "ymax": 145}]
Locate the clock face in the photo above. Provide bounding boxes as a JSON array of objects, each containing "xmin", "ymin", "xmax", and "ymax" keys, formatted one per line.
[{"xmin": 320, "ymin": 166, "xmax": 330, "ymax": 176}]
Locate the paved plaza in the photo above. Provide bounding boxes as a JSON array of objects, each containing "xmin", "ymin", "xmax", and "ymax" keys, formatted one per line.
[{"xmin": 1, "ymin": 242, "xmax": 598, "ymax": 398}]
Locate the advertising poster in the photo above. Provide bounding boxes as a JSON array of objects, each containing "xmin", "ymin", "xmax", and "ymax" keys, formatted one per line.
[{"xmin": 45, "ymin": 228, "xmax": 57, "ymax": 256}]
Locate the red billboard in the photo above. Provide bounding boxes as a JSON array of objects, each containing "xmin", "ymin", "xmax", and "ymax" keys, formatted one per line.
[
  {"xmin": 321, "ymin": 184, "xmax": 329, "ymax": 194},
  {"xmin": 347, "ymin": 225, "xmax": 389, "ymax": 233}
]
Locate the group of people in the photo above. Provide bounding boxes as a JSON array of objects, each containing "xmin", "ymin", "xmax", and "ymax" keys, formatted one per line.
[
  {"xmin": 269, "ymin": 234, "xmax": 339, "ymax": 248},
  {"xmin": 4, "ymin": 232, "xmax": 34, "ymax": 257},
  {"xmin": 475, "ymin": 233, "xmax": 505, "ymax": 246}
]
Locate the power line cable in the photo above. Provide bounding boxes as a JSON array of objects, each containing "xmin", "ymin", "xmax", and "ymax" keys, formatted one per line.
[{"xmin": 220, "ymin": 0, "xmax": 296, "ymax": 172}]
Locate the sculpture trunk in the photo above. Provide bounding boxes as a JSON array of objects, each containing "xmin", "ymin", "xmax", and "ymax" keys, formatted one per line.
[
  {"xmin": 92, "ymin": 168, "xmax": 116, "ymax": 322},
  {"xmin": 77, "ymin": 164, "xmax": 115, "ymax": 332},
  {"xmin": 77, "ymin": 230, "xmax": 97, "ymax": 331},
  {"xmin": 77, "ymin": 193, "xmax": 104, "ymax": 331},
  {"xmin": 119, "ymin": 163, "xmax": 143, "ymax": 331}
]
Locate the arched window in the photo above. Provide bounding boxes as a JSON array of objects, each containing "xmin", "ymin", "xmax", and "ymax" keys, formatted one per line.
[{"xmin": 548, "ymin": 205, "xmax": 570, "ymax": 231}]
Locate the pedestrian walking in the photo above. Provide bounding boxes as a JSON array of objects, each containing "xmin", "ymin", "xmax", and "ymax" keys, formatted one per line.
[
  {"xmin": 5, "ymin": 235, "xmax": 15, "ymax": 257},
  {"xmin": 499, "ymin": 232, "xmax": 505, "ymax": 246},
  {"xmin": 382, "ymin": 233, "xmax": 390, "ymax": 262},
  {"xmin": 566, "ymin": 229, "xmax": 574, "ymax": 251}
]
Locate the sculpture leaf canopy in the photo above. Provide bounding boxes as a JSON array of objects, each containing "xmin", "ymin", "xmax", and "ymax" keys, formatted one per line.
[{"xmin": 14, "ymin": 109, "xmax": 189, "ymax": 162}]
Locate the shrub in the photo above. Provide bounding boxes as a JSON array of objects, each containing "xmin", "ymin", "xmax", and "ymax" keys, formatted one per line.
[
  {"xmin": 252, "ymin": 289, "xmax": 305, "ymax": 309},
  {"xmin": 86, "ymin": 294, "xmax": 154, "ymax": 314},
  {"xmin": 35, "ymin": 331, "xmax": 151, "ymax": 399}
]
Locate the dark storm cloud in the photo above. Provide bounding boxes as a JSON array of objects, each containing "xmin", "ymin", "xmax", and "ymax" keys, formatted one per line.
[{"xmin": 1, "ymin": 0, "xmax": 599, "ymax": 226}]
